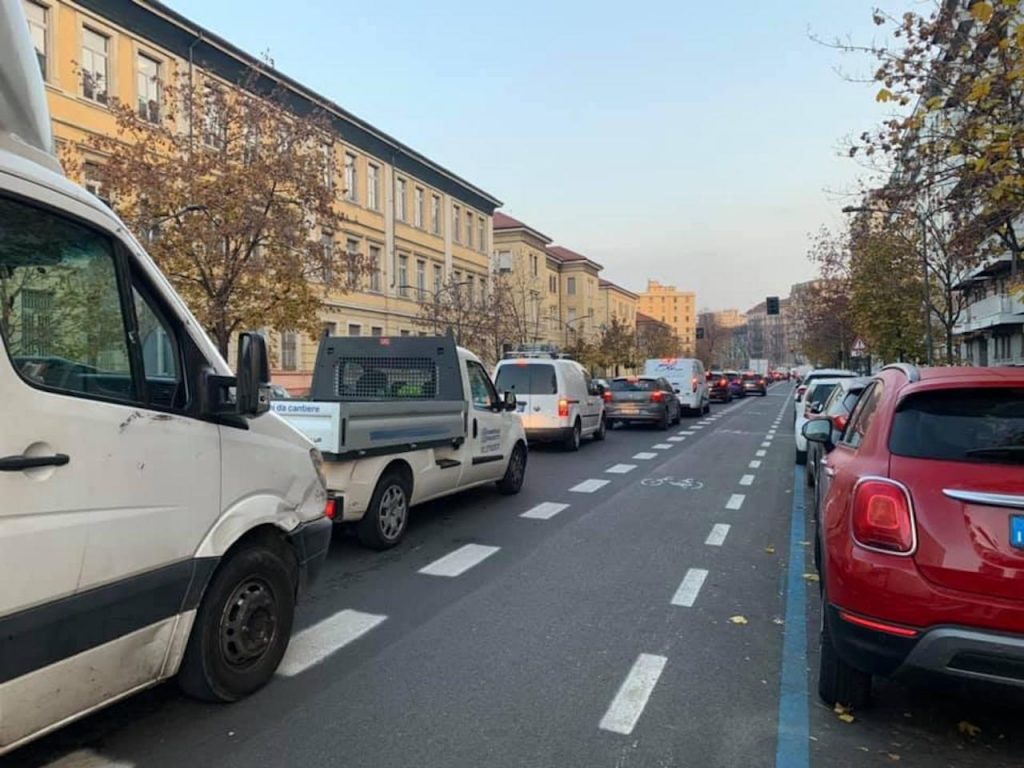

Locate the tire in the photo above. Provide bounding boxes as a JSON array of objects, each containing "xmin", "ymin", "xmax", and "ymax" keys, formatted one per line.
[
  {"xmin": 497, "ymin": 442, "xmax": 527, "ymax": 494},
  {"xmin": 593, "ymin": 416, "xmax": 607, "ymax": 441},
  {"xmin": 607, "ymin": 418, "xmax": 618, "ymax": 430},
  {"xmin": 657, "ymin": 410, "xmax": 670, "ymax": 430},
  {"xmin": 796, "ymin": 449, "xmax": 807, "ymax": 466},
  {"xmin": 818, "ymin": 602, "xmax": 872, "ymax": 709},
  {"xmin": 357, "ymin": 469, "xmax": 411, "ymax": 549},
  {"xmin": 564, "ymin": 420, "xmax": 582, "ymax": 451},
  {"xmin": 703, "ymin": 400, "xmax": 711, "ymax": 415},
  {"xmin": 671, "ymin": 405, "xmax": 682, "ymax": 425},
  {"xmin": 178, "ymin": 544, "xmax": 296, "ymax": 703},
  {"xmin": 813, "ymin": 528, "xmax": 822, "ymax": 573}
]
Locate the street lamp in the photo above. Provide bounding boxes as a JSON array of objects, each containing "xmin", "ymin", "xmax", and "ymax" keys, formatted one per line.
[{"xmin": 841, "ymin": 204, "xmax": 934, "ymax": 365}]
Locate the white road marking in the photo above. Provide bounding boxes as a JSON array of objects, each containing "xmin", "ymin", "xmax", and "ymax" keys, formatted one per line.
[
  {"xmin": 692, "ymin": 425, "xmax": 704, "ymax": 430},
  {"xmin": 278, "ymin": 610, "xmax": 387, "ymax": 676},
  {"xmin": 761, "ymin": 441, "xmax": 772, "ymax": 448},
  {"xmin": 671, "ymin": 568, "xmax": 709, "ymax": 606},
  {"xmin": 680, "ymin": 430, "xmax": 696, "ymax": 435},
  {"xmin": 705, "ymin": 523, "xmax": 731, "ymax": 546},
  {"xmin": 749, "ymin": 460, "xmax": 762, "ymax": 469},
  {"xmin": 633, "ymin": 452, "xmax": 658, "ymax": 460},
  {"xmin": 768, "ymin": 430, "xmax": 776, "ymax": 436},
  {"xmin": 606, "ymin": 464, "xmax": 637, "ymax": 474},
  {"xmin": 43, "ymin": 751, "xmax": 135, "ymax": 768},
  {"xmin": 740, "ymin": 474, "xmax": 755, "ymax": 486},
  {"xmin": 419, "ymin": 544, "xmax": 501, "ymax": 577},
  {"xmin": 571, "ymin": 478, "xmax": 611, "ymax": 493},
  {"xmin": 652, "ymin": 443, "xmax": 673, "ymax": 449},
  {"xmin": 667, "ymin": 436, "xmax": 685, "ymax": 442},
  {"xmin": 599, "ymin": 654, "xmax": 668, "ymax": 735},
  {"xmin": 756, "ymin": 449, "xmax": 767, "ymax": 457},
  {"xmin": 521, "ymin": 501, "xmax": 569, "ymax": 520},
  {"xmin": 726, "ymin": 493, "xmax": 746, "ymax": 510}
]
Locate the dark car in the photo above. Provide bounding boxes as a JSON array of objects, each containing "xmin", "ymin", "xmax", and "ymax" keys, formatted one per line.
[
  {"xmin": 707, "ymin": 371, "xmax": 733, "ymax": 402},
  {"xmin": 724, "ymin": 370, "xmax": 745, "ymax": 398},
  {"xmin": 741, "ymin": 372, "xmax": 767, "ymax": 396},
  {"xmin": 605, "ymin": 376, "xmax": 681, "ymax": 430}
]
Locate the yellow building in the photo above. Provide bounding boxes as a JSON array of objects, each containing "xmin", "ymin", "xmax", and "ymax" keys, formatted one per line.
[
  {"xmin": 25, "ymin": 0, "xmax": 500, "ymax": 393},
  {"xmin": 545, "ymin": 246, "xmax": 603, "ymax": 346},
  {"xmin": 492, "ymin": 212, "xmax": 557, "ymax": 345},
  {"xmin": 596, "ymin": 280, "xmax": 638, "ymax": 331},
  {"xmin": 638, "ymin": 279, "xmax": 697, "ymax": 354},
  {"xmin": 712, "ymin": 309, "xmax": 746, "ymax": 330}
]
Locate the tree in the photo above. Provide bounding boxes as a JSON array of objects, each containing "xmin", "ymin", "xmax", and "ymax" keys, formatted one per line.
[
  {"xmin": 636, "ymin": 321, "xmax": 680, "ymax": 360},
  {"xmin": 798, "ymin": 228, "xmax": 857, "ymax": 367},
  {"xmin": 695, "ymin": 311, "xmax": 724, "ymax": 368},
  {"xmin": 594, "ymin": 316, "xmax": 638, "ymax": 375},
  {"xmin": 64, "ymin": 71, "xmax": 365, "ymax": 355}
]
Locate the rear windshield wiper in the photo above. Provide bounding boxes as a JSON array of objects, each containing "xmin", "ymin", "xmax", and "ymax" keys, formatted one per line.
[{"xmin": 965, "ymin": 446, "xmax": 1024, "ymax": 462}]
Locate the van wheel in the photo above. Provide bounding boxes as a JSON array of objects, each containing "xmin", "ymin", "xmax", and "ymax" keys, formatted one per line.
[
  {"xmin": 358, "ymin": 470, "xmax": 411, "ymax": 549},
  {"xmin": 703, "ymin": 400, "xmax": 711, "ymax": 415},
  {"xmin": 818, "ymin": 602, "xmax": 872, "ymax": 709},
  {"xmin": 564, "ymin": 420, "xmax": 582, "ymax": 451},
  {"xmin": 594, "ymin": 416, "xmax": 607, "ymax": 441},
  {"xmin": 497, "ymin": 443, "xmax": 527, "ymax": 494},
  {"xmin": 178, "ymin": 544, "xmax": 296, "ymax": 702}
]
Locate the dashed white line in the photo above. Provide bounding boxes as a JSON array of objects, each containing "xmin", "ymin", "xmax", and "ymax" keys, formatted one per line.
[
  {"xmin": 726, "ymin": 493, "xmax": 746, "ymax": 510},
  {"xmin": 521, "ymin": 501, "xmax": 569, "ymax": 519},
  {"xmin": 761, "ymin": 441, "xmax": 772, "ymax": 448},
  {"xmin": 652, "ymin": 443, "xmax": 673, "ymax": 450},
  {"xmin": 419, "ymin": 544, "xmax": 500, "ymax": 577},
  {"xmin": 606, "ymin": 464, "xmax": 637, "ymax": 474},
  {"xmin": 278, "ymin": 609, "xmax": 387, "ymax": 676},
  {"xmin": 692, "ymin": 426, "xmax": 704, "ymax": 430},
  {"xmin": 705, "ymin": 523, "xmax": 731, "ymax": 547},
  {"xmin": 633, "ymin": 452, "xmax": 658, "ymax": 460},
  {"xmin": 667, "ymin": 436, "xmax": 685, "ymax": 442},
  {"xmin": 599, "ymin": 653, "xmax": 668, "ymax": 735},
  {"xmin": 756, "ymin": 449, "xmax": 767, "ymax": 457},
  {"xmin": 749, "ymin": 460, "xmax": 762, "ymax": 469},
  {"xmin": 671, "ymin": 568, "xmax": 709, "ymax": 606},
  {"xmin": 680, "ymin": 430, "xmax": 696, "ymax": 436},
  {"xmin": 768, "ymin": 430, "xmax": 776, "ymax": 436},
  {"xmin": 740, "ymin": 474, "xmax": 755, "ymax": 486},
  {"xmin": 571, "ymin": 478, "xmax": 611, "ymax": 493}
]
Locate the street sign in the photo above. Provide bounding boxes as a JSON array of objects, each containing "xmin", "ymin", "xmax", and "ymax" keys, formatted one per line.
[{"xmin": 851, "ymin": 338, "xmax": 867, "ymax": 357}]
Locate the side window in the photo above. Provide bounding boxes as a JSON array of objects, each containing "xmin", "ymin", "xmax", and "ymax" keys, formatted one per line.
[
  {"xmin": 466, "ymin": 361, "xmax": 498, "ymax": 410},
  {"xmin": 0, "ymin": 196, "xmax": 135, "ymax": 402},
  {"xmin": 132, "ymin": 281, "xmax": 185, "ymax": 409},
  {"xmin": 842, "ymin": 382, "xmax": 884, "ymax": 449},
  {"xmin": 582, "ymin": 370, "xmax": 594, "ymax": 395}
]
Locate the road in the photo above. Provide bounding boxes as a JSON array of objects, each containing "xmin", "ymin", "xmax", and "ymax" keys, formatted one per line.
[{"xmin": 9, "ymin": 384, "xmax": 1024, "ymax": 768}]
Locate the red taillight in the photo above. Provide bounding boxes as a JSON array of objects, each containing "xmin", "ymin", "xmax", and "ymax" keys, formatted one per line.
[
  {"xmin": 838, "ymin": 610, "xmax": 919, "ymax": 638},
  {"xmin": 558, "ymin": 398, "xmax": 569, "ymax": 417},
  {"xmin": 831, "ymin": 414, "xmax": 848, "ymax": 434},
  {"xmin": 324, "ymin": 498, "xmax": 337, "ymax": 521},
  {"xmin": 602, "ymin": 390, "xmax": 613, "ymax": 403},
  {"xmin": 650, "ymin": 391, "xmax": 665, "ymax": 403},
  {"xmin": 851, "ymin": 479, "xmax": 915, "ymax": 554},
  {"xmin": 691, "ymin": 376, "xmax": 699, "ymax": 393},
  {"xmin": 719, "ymin": 378, "xmax": 728, "ymax": 387}
]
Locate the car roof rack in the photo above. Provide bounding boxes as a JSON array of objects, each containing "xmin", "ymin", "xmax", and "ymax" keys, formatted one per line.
[
  {"xmin": 503, "ymin": 349, "xmax": 574, "ymax": 360},
  {"xmin": 881, "ymin": 363, "xmax": 920, "ymax": 383}
]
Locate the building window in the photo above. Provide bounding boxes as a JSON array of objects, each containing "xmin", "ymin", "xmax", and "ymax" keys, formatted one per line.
[
  {"xmin": 400, "ymin": 329, "xmax": 411, "ymax": 337},
  {"xmin": 453, "ymin": 205, "xmax": 461, "ymax": 242},
  {"xmin": 433, "ymin": 264, "xmax": 443, "ymax": 294},
  {"xmin": 346, "ymin": 237, "xmax": 360, "ymax": 286},
  {"xmin": 367, "ymin": 163, "xmax": 380, "ymax": 210},
  {"xmin": 549, "ymin": 275, "xmax": 557, "ymax": 293},
  {"xmin": 431, "ymin": 194, "xmax": 441, "ymax": 234},
  {"xmin": 344, "ymin": 152, "xmax": 357, "ymax": 202},
  {"xmin": 322, "ymin": 321, "xmax": 337, "ymax": 337},
  {"xmin": 81, "ymin": 28, "xmax": 109, "ymax": 104},
  {"xmin": 371, "ymin": 326, "xmax": 383, "ymax": 336},
  {"xmin": 466, "ymin": 211, "xmax": 474, "ymax": 248},
  {"xmin": 321, "ymin": 233, "xmax": 334, "ymax": 283},
  {"xmin": 567, "ymin": 277, "xmax": 576, "ymax": 295},
  {"xmin": 466, "ymin": 274, "xmax": 475, "ymax": 302},
  {"xmin": 397, "ymin": 254, "xmax": 408, "ymax": 297},
  {"xmin": 203, "ymin": 85, "xmax": 225, "ymax": 149},
  {"xmin": 396, "ymin": 178, "xmax": 407, "ymax": 222},
  {"xmin": 414, "ymin": 187, "xmax": 424, "ymax": 228},
  {"xmin": 496, "ymin": 251, "xmax": 513, "ymax": 272},
  {"xmin": 281, "ymin": 332, "xmax": 298, "ymax": 371},
  {"xmin": 348, "ymin": 323, "xmax": 361, "ymax": 337},
  {"xmin": 416, "ymin": 259, "xmax": 426, "ymax": 299},
  {"xmin": 320, "ymin": 143, "xmax": 334, "ymax": 193},
  {"xmin": 25, "ymin": 1, "xmax": 47, "ymax": 79},
  {"xmin": 368, "ymin": 244, "xmax": 382, "ymax": 292},
  {"xmin": 530, "ymin": 254, "xmax": 538, "ymax": 276},
  {"xmin": 136, "ymin": 53, "xmax": 161, "ymax": 123},
  {"xmin": 995, "ymin": 334, "xmax": 1012, "ymax": 360},
  {"xmin": 478, "ymin": 217, "xmax": 485, "ymax": 252}
]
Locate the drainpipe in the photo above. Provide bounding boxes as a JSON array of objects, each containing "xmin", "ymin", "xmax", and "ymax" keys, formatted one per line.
[{"xmin": 187, "ymin": 32, "xmax": 203, "ymax": 154}]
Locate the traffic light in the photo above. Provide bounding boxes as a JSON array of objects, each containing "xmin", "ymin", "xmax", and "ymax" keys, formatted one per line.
[
  {"xmin": 766, "ymin": 296, "xmax": 780, "ymax": 316},
  {"xmin": 696, "ymin": 327, "xmax": 705, "ymax": 340}
]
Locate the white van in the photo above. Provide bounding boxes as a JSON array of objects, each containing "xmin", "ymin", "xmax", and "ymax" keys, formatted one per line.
[
  {"xmin": 643, "ymin": 358, "xmax": 710, "ymax": 415},
  {"xmin": 494, "ymin": 355, "xmax": 606, "ymax": 450},
  {"xmin": 0, "ymin": 4, "xmax": 329, "ymax": 755}
]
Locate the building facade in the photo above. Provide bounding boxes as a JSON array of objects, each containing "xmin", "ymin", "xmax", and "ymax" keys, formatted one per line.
[
  {"xmin": 596, "ymin": 280, "xmax": 638, "ymax": 331},
  {"xmin": 25, "ymin": 0, "xmax": 500, "ymax": 392},
  {"xmin": 638, "ymin": 279, "xmax": 697, "ymax": 354},
  {"xmin": 953, "ymin": 257, "xmax": 1024, "ymax": 366}
]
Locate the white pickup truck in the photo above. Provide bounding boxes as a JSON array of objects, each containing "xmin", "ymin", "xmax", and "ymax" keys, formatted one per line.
[{"xmin": 274, "ymin": 333, "xmax": 528, "ymax": 548}]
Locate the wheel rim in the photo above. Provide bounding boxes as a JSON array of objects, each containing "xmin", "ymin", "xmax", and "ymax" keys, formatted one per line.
[
  {"xmin": 509, "ymin": 447, "xmax": 525, "ymax": 486},
  {"xmin": 219, "ymin": 577, "xmax": 278, "ymax": 669},
  {"xmin": 379, "ymin": 484, "xmax": 408, "ymax": 540},
  {"xmin": 574, "ymin": 425, "xmax": 581, "ymax": 448}
]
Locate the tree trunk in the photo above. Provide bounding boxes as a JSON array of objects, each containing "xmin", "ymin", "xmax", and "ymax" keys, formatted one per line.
[{"xmin": 215, "ymin": 324, "xmax": 230, "ymax": 360}]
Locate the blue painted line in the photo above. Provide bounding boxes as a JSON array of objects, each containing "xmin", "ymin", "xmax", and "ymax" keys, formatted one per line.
[{"xmin": 775, "ymin": 466, "xmax": 810, "ymax": 768}]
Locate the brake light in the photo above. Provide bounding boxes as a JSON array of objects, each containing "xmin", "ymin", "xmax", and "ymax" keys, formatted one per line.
[
  {"xmin": 651, "ymin": 391, "xmax": 665, "ymax": 403},
  {"xmin": 691, "ymin": 376, "xmax": 699, "ymax": 393},
  {"xmin": 851, "ymin": 479, "xmax": 915, "ymax": 554},
  {"xmin": 719, "ymin": 378, "xmax": 728, "ymax": 387},
  {"xmin": 602, "ymin": 390, "xmax": 613, "ymax": 403},
  {"xmin": 838, "ymin": 610, "xmax": 919, "ymax": 638},
  {"xmin": 558, "ymin": 398, "xmax": 570, "ymax": 417},
  {"xmin": 831, "ymin": 414, "xmax": 848, "ymax": 434},
  {"xmin": 324, "ymin": 498, "xmax": 337, "ymax": 521}
]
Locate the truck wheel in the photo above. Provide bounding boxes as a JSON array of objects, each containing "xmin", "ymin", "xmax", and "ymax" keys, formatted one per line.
[
  {"xmin": 178, "ymin": 544, "xmax": 296, "ymax": 702},
  {"xmin": 497, "ymin": 443, "xmax": 527, "ymax": 494},
  {"xmin": 593, "ymin": 416, "xmax": 607, "ymax": 441},
  {"xmin": 358, "ymin": 469, "xmax": 411, "ymax": 549},
  {"xmin": 818, "ymin": 601, "xmax": 872, "ymax": 709},
  {"xmin": 564, "ymin": 420, "xmax": 581, "ymax": 452}
]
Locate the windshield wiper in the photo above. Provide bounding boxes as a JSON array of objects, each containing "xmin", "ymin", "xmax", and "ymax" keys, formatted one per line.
[{"xmin": 965, "ymin": 446, "xmax": 1024, "ymax": 462}]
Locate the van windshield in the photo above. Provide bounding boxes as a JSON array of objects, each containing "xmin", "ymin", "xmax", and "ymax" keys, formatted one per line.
[{"xmin": 495, "ymin": 363, "xmax": 557, "ymax": 395}]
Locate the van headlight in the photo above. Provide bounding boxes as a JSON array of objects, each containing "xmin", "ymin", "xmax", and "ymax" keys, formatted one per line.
[{"xmin": 310, "ymin": 448, "xmax": 327, "ymax": 491}]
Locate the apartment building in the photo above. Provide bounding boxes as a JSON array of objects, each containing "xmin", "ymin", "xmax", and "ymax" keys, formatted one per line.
[
  {"xmin": 746, "ymin": 297, "xmax": 797, "ymax": 366},
  {"xmin": 25, "ymin": 0, "xmax": 500, "ymax": 392},
  {"xmin": 493, "ymin": 212, "xmax": 558, "ymax": 345},
  {"xmin": 596, "ymin": 280, "xmax": 638, "ymax": 331},
  {"xmin": 546, "ymin": 246, "xmax": 604, "ymax": 346},
  {"xmin": 638, "ymin": 280, "xmax": 697, "ymax": 354},
  {"xmin": 953, "ymin": 257, "xmax": 1024, "ymax": 365},
  {"xmin": 712, "ymin": 309, "xmax": 746, "ymax": 330}
]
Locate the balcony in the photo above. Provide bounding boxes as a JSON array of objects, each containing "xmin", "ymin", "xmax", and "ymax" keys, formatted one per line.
[{"xmin": 954, "ymin": 291, "xmax": 1024, "ymax": 335}]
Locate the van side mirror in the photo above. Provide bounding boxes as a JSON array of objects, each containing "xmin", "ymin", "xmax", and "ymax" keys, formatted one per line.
[
  {"xmin": 802, "ymin": 418, "xmax": 831, "ymax": 445},
  {"xmin": 503, "ymin": 390, "xmax": 518, "ymax": 411},
  {"xmin": 237, "ymin": 332, "xmax": 271, "ymax": 416}
]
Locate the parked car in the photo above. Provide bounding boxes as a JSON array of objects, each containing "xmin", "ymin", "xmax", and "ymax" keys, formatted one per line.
[
  {"xmin": 794, "ymin": 379, "xmax": 842, "ymax": 464},
  {"xmin": 724, "ymin": 370, "xmax": 746, "ymax": 398},
  {"xmin": 644, "ymin": 358, "xmax": 710, "ymax": 415},
  {"xmin": 793, "ymin": 368, "xmax": 856, "ymax": 421},
  {"xmin": 708, "ymin": 371, "xmax": 733, "ymax": 402},
  {"xmin": 741, "ymin": 372, "xmax": 768, "ymax": 396},
  {"xmin": 806, "ymin": 364, "xmax": 1024, "ymax": 709},
  {"xmin": 494, "ymin": 355, "xmax": 605, "ymax": 450},
  {"xmin": 805, "ymin": 377, "xmax": 870, "ymax": 489},
  {"xmin": 605, "ymin": 376, "xmax": 681, "ymax": 429}
]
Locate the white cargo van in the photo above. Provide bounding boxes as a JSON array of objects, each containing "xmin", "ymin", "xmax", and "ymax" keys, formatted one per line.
[
  {"xmin": 643, "ymin": 358, "xmax": 710, "ymax": 415},
  {"xmin": 493, "ymin": 355, "xmax": 606, "ymax": 450},
  {"xmin": 0, "ymin": 3, "xmax": 329, "ymax": 755},
  {"xmin": 275, "ymin": 333, "xmax": 528, "ymax": 549}
]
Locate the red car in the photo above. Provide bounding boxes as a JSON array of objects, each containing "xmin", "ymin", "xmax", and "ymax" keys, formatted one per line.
[{"xmin": 806, "ymin": 364, "xmax": 1024, "ymax": 708}]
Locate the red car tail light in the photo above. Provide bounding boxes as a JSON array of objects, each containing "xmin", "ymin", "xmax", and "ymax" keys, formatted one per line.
[
  {"xmin": 719, "ymin": 378, "xmax": 728, "ymax": 387},
  {"xmin": 650, "ymin": 391, "xmax": 665, "ymax": 403},
  {"xmin": 602, "ymin": 390, "xmax": 613, "ymax": 403},
  {"xmin": 691, "ymin": 376, "xmax": 699, "ymax": 392},
  {"xmin": 324, "ymin": 498, "xmax": 338, "ymax": 521},
  {"xmin": 558, "ymin": 398, "xmax": 570, "ymax": 417},
  {"xmin": 851, "ymin": 478, "xmax": 915, "ymax": 554}
]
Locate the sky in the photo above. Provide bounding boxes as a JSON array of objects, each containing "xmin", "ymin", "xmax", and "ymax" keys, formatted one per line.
[{"xmin": 168, "ymin": 0, "xmax": 898, "ymax": 313}]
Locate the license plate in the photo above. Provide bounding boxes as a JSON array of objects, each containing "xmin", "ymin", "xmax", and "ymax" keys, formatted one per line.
[
  {"xmin": 620, "ymin": 404, "xmax": 640, "ymax": 413},
  {"xmin": 1011, "ymin": 516, "xmax": 1024, "ymax": 549}
]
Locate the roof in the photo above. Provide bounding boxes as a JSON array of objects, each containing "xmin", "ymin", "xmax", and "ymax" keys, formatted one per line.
[
  {"xmin": 492, "ymin": 212, "xmax": 552, "ymax": 243},
  {"xmin": 546, "ymin": 245, "xmax": 604, "ymax": 270},
  {"xmin": 83, "ymin": 0, "xmax": 501, "ymax": 213},
  {"xmin": 599, "ymin": 279, "xmax": 639, "ymax": 299}
]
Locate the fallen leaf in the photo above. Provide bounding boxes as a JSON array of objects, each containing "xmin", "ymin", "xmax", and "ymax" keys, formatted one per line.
[
  {"xmin": 958, "ymin": 720, "xmax": 982, "ymax": 737},
  {"xmin": 887, "ymin": 754, "xmax": 901, "ymax": 762},
  {"xmin": 729, "ymin": 615, "xmax": 749, "ymax": 625},
  {"xmin": 772, "ymin": 617, "xmax": 785, "ymax": 625},
  {"xmin": 838, "ymin": 712, "xmax": 855, "ymax": 723},
  {"xmin": 764, "ymin": 545, "xmax": 776, "ymax": 554},
  {"xmin": 803, "ymin": 573, "xmax": 820, "ymax": 582},
  {"xmin": 857, "ymin": 746, "xmax": 870, "ymax": 752}
]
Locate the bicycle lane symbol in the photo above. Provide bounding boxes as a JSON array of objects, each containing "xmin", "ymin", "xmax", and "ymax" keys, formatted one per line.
[{"xmin": 641, "ymin": 476, "xmax": 704, "ymax": 490}]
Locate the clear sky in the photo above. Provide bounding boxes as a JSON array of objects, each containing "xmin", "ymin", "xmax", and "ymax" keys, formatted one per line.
[{"xmin": 167, "ymin": 0, "xmax": 896, "ymax": 313}]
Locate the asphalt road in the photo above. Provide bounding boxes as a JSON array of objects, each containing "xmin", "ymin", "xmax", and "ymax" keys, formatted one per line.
[{"xmin": 10, "ymin": 384, "xmax": 1024, "ymax": 768}]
